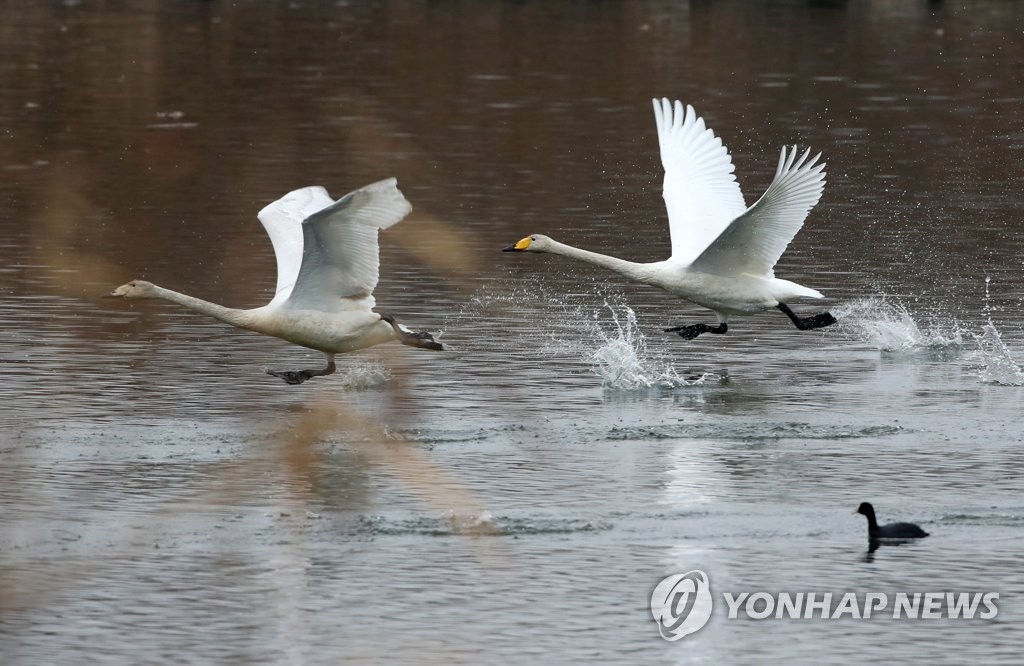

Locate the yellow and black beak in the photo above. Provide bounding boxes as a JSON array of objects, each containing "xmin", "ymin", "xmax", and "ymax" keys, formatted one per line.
[{"xmin": 502, "ymin": 237, "xmax": 532, "ymax": 252}]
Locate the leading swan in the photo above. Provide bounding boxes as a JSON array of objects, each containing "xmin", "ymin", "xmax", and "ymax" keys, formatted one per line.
[
  {"xmin": 504, "ymin": 98, "xmax": 836, "ymax": 339},
  {"xmin": 109, "ymin": 178, "xmax": 443, "ymax": 384}
]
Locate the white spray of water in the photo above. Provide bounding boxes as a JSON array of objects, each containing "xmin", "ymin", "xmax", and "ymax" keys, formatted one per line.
[
  {"xmin": 973, "ymin": 322, "xmax": 1024, "ymax": 385},
  {"xmin": 468, "ymin": 278, "xmax": 1024, "ymax": 388},
  {"xmin": 589, "ymin": 304, "xmax": 720, "ymax": 389},
  {"xmin": 834, "ymin": 287, "xmax": 1024, "ymax": 386},
  {"xmin": 337, "ymin": 362, "xmax": 391, "ymax": 388},
  {"xmin": 973, "ymin": 276, "xmax": 1024, "ymax": 386},
  {"xmin": 832, "ymin": 297, "xmax": 965, "ymax": 352}
]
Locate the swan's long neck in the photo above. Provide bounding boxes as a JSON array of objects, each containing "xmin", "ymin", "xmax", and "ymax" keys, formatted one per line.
[
  {"xmin": 543, "ymin": 240, "xmax": 649, "ymax": 280},
  {"xmin": 148, "ymin": 284, "xmax": 256, "ymax": 329}
]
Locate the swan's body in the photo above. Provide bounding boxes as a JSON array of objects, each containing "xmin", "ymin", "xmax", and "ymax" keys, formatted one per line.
[
  {"xmin": 857, "ymin": 502, "xmax": 929, "ymax": 541},
  {"xmin": 109, "ymin": 178, "xmax": 443, "ymax": 384},
  {"xmin": 504, "ymin": 98, "xmax": 836, "ymax": 338}
]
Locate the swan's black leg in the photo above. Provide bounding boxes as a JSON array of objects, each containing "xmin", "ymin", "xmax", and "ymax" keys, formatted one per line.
[
  {"xmin": 664, "ymin": 322, "xmax": 728, "ymax": 340},
  {"xmin": 380, "ymin": 313, "xmax": 444, "ymax": 351},
  {"xmin": 267, "ymin": 359, "xmax": 337, "ymax": 385},
  {"xmin": 777, "ymin": 303, "xmax": 837, "ymax": 331}
]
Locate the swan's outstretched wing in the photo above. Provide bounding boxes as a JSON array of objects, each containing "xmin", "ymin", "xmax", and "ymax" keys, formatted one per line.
[
  {"xmin": 653, "ymin": 98, "xmax": 747, "ymax": 265},
  {"xmin": 284, "ymin": 178, "xmax": 411, "ymax": 313},
  {"xmin": 688, "ymin": 146, "xmax": 826, "ymax": 277},
  {"xmin": 257, "ymin": 185, "xmax": 335, "ymax": 306}
]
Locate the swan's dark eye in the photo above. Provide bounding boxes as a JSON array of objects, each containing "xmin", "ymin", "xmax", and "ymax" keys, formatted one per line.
[{"xmin": 531, "ymin": 236, "xmax": 537, "ymax": 241}]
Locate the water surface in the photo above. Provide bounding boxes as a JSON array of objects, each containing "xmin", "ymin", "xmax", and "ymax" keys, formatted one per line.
[{"xmin": 2, "ymin": 1, "xmax": 1024, "ymax": 664}]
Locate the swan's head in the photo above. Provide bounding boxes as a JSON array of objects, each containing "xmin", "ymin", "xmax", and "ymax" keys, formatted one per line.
[
  {"xmin": 502, "ymin": 234, "xmax": 553, "ymax": 253},
  {"xmin": 107, "ymin": 280, "xmax": 157, "ymax": 299}
]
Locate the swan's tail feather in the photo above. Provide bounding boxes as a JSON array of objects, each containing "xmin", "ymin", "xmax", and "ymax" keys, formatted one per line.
[
  {"xmin": 772, "ymin": 278, "xmax": 824, "ymax": 300},
  {"xmin": 796, "ymin": 286, "xmax": 825, "ymax": 299}
]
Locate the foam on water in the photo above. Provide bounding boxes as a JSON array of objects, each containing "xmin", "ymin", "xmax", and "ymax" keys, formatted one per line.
[
  {"xmin": 358, "ymin": 512, "xmax": 612, "ymax": 536},
  {"xmin": 605, "ymin": 421, "xmax": 904, "ymax": 441}
]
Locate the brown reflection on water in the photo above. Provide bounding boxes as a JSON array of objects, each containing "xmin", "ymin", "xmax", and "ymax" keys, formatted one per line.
[
  {"xmin": 30, "ymin": 157, "xmax": 129, "ymax": 300},
  {"xmin": 0, "ymin": 390, "xmax": 509, "ymax": 610}
]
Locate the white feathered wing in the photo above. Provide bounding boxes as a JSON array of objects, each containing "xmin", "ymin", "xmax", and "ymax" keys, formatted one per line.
[
  {"xmin": 256, "ymin": 178, "xmax": 412, "ymax": 312},
  {"xmin": 653, "ymin": 98, "xmax": 827, "ymax": 279},
  {"xmin": 653, "ymin": 98, "xmax": 747, "ymax": 265},
  {"xmin": 688, "ymin": 146, "xmax": 826, "ymax": 278}
]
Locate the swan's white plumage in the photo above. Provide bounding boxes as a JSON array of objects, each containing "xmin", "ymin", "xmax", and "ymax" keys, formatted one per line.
[
  {"xmin": 689, "ymin": 145, "xmax": 826, "ymax": 277},
  {"xmin": 285, "ymin": 178, "xmax": 411, "ymax": 313},
  {"xmin": 506, "ymin": 99, "xmax": 834, "ymax": 329},
  {"xmin": 259, "ymin": 178, "xmax": 412, "ymax": 313},
  {"xmin": 257, "ymin": 185, "xmax": 335, "ymax": 307},
  {"xmin": 653, "ymin": 98, "xmax": 747, "ymax": 265},
  {"xmin": 111, "ymin": 177, "xmax": 442, "ymax": 383}
]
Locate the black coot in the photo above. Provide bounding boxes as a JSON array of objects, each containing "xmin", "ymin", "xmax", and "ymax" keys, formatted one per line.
[{"xmin": 856, "ymin": 502, "xmax": 929, "ymax": 540}]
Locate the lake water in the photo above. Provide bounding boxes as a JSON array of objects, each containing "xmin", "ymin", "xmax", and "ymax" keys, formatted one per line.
[{"xmin": 2, "ymin": 1, "xmax": 1024, "ymax": 664}]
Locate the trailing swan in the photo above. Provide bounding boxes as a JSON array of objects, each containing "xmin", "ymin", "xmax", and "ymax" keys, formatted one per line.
[
  {"xmin": 504, "ymin": 98, "xmax": 836, "ymax": 339},
  {"xmin": 108, "ymin": 178, "xmax": 443, "ymax": 384}
]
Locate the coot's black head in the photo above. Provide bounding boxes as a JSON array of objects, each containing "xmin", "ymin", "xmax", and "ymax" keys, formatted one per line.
[{"xmin": 856, "ymin": 502, "xmax": 875, "ymax": 517}]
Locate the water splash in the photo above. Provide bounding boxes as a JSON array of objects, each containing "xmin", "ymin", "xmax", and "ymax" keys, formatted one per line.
[
  {"xmin": 973, "ymin": 277, "xmax": 1024, "ymax": 385},
  {"xmin": 973, "ymin": 322, "xmax": 1024, "ymax": 385},
  {"xmin": 589, "ymin": 304, "xmax": 720, "ymax": 389},
  {"xmin": 337, "ymin": 362, "xmax": 391, "ymax": 388},
  {"xmin": 835, "ymin": 286, "xmax": 1024, "ymax": 386},
  {"xmin": 833, "ymin": 297, "xmax": 964, "ymax": 353}
]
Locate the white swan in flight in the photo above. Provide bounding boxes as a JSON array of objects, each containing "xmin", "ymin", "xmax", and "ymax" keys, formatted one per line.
[
  {"xmin": 504, "ymin": 98, "xmax": 836, "ymax": 339},
  {"xmin": 108, "ymin": 178, "xmax": 443, "ymax": 384}
]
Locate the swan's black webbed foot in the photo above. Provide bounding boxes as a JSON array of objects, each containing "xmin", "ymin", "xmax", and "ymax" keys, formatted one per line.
[
  {"xmin": 380, "ymin": 313, "xmax": 445, "ymax": 351},
  {"xmin": 401, "ymin": 329, "xmax": 444, "ymax": 350},
  {"xmin": 664, "ymin": 323, "xmax": 728, "ymax": 340},
  {"xmin": 777, "ymin": 303, "xmax": 837, "ymax": 331},
  {"xmin": 266, "ymin": 369, "xmax": 317, "ymax": 385},
  {"xmin": 266, "ymin": 360, "xmax": 337, "ymax": 385}
]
